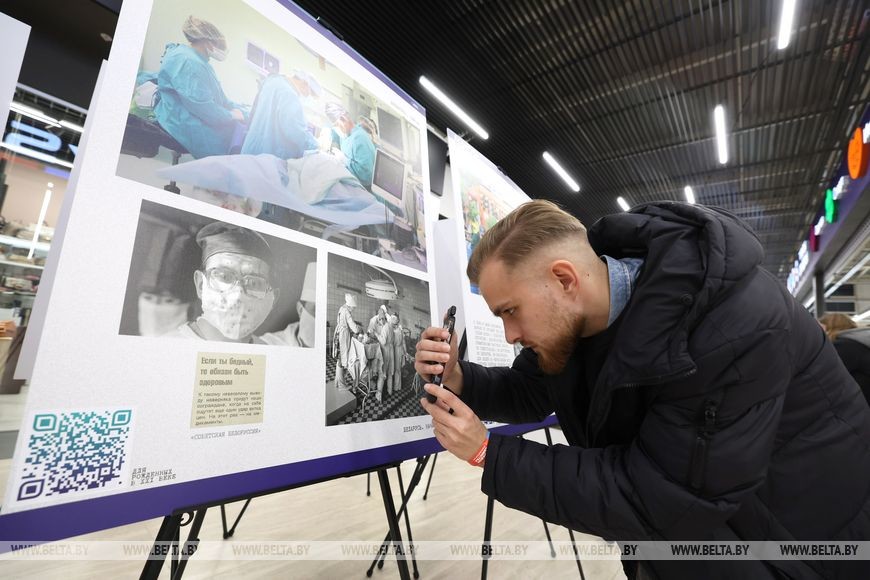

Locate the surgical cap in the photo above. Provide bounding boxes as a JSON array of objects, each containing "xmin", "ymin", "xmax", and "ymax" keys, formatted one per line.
[
  {"xmin": 345, "ymin": 293, "xmax": 357, "ymax": 308},
  {"xmin": 182, "ymin": 16, "xmax": 226, "ymax": 46},
  {"xmin": 379, "ymin": 304, "xmax": 388, "ymax": 314},
  {"xmin": 301, "ymin": 262, "xmax": 316, "ymax": 303},
  {"xmin": 325, "ymin": 102, "xmax": 349, "ymax": 123},
  {"xmin": 358, "ymin": 116, "xmax": 378, "ymax": 136},
  {"xmin": 196, "ymin": 222, "xmax": 273, "ymax": 265},
  {"xmin": 292, "ymin": 70, "xmax": 323, "ymax": 98},
  {"xmin": 389, "ymin": 315, "xmax": 398, "ymax": 325}
]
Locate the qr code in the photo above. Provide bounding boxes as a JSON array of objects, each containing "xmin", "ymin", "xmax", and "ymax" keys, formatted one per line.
[{"xmin": 17, "ymin": 410, "xmax": 132, "ymax": 502}]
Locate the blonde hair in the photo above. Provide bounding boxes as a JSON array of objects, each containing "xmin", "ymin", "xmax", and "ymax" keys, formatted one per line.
[
  {"xmin": 818, "ymin": 313, "xmax": 856, "ymax": 341},
  {"xmin": 466, "ymin": 199, "xmax": 587, "ymax": 284}
]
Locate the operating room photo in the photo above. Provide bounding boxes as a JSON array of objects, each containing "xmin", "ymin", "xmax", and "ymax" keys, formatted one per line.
[
  {"xmin": 324, "ymin": 253, "xmax": 430, "ymax": 426},
  {"xmin": 115, "ymin": 0, "xmax": 429, "ymax": 272}
]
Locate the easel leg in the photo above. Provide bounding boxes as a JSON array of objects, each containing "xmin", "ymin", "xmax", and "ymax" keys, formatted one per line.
[
  {"xmin": 367, "ymin": 472, "xmax": 371, "ymax": 496},
  {"xmin": 542, "ymin": 521, "xmax": 556, "ymax": 557},
  {"xmin": 377, "ymin": 468, "xmax": 411, "ymax": 580},
  {"xmin": 368, "ymin": 457, "xmax": 430, "ymax": 577},
  {"xmin": 423, "ymin": 452, "xmax": 438, "ymax": 500},
  {"xmin": 220, "ymin": 498, "xmax": 252, "ymax": 538},
  {"xmin": 567, "ymin": 529, "xmax": 587, "ymax": 580},
  {"xmin": 140, "ymin": 514, "xmax": 182, "ymax": 580},
  {"xmin": 396, "ymin": 465, "xmax": 420, "ymax": 579},
  {"xmin": 481, "ymin": 495, "xmax": 495, "ymax": 580},
  {"xmin": 170, "ymin": 508, "xmax": 208, "ymax": 580}
]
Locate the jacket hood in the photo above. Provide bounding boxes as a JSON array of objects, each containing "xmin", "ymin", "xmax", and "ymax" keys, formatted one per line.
[
  {"xmin": 837, "ymin": 327, "xmax": 870, "ymax": 349},
  {"xmin": 586, "ymin": 201, "xmax": 765, "ymax": 387}
]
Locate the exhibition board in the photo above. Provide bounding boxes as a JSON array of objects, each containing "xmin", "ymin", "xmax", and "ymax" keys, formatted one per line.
[
  {"xmin": 0, "ymin": 0, "xmax": 551, "ymax": 546},
  {"xmin": 2, "ymin": 0, "xmax": 436, "ymax": 537},
  {"xmin": 439, "ymin": 130, "xmax": 532, "ymax": 368}
]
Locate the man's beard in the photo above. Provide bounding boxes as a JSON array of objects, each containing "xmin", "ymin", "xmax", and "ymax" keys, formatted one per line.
[{"xmin": 535, "ymin": 307, "xmax": 584, "ymax": 375}]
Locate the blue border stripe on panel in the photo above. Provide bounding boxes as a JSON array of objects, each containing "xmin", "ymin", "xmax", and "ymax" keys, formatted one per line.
[{"xmin": 0, "ymin": 418, "xmax": 557, "ymax": 547}]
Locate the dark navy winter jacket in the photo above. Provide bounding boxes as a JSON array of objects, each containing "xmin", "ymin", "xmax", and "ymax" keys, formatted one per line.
[{"xmin": 459, "ymin": 202, "xmax": 870, "ymax": 579}]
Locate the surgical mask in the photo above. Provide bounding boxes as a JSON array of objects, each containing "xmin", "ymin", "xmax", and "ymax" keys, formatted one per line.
[
  {"xmin": 200, "ymin": 285, "xmax": 274, "ymax": 341},
  {"xmin": 297, "ymin": 301, "xmax": 315, "ymax": 347},
  {"xmin": 138, "ymin": 292, "xmax": 189, "ymax": 336},
  {"xmin": 207, "ymin": 45, "xmax": 227, "ymax": 62}
]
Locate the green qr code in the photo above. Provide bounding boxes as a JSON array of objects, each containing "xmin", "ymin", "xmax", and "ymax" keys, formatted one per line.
[{"xmin": 18, "ymin": 410, "xmax": 132, "ymax": 502}]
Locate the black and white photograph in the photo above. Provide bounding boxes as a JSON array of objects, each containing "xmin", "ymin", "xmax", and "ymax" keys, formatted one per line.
[
  {"xmin": 325, "ymin": 254, "xmax": 430, "ymax": 425},
  {"xmin": 119, "ymin": 199, "xmax": 317, "ymax": 346}
]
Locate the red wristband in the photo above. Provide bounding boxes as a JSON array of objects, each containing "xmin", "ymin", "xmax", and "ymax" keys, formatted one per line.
[{"xmin": 468, "ymin": 431, "xmax": 490, "ymax": 467}]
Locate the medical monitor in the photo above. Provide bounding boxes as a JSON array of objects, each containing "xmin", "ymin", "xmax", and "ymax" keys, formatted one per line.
[
  {"xmin": 377, "ymin": 106, "xmax": 404, "ymax": 155},
  {"xmin": 371, "ymin": 148, "xmax": 406, "ymax": 209}
]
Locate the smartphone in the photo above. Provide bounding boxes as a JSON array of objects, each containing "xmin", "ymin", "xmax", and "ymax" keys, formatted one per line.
[{"xmin": 427, "ymin": 305, "xmax": 456, "ymax": 403}]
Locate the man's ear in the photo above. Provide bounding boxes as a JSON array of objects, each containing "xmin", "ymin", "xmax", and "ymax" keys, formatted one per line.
[
  {"xmin": 550, "ymin": 260, "xmax": 580, "ymax": 294},
  {"xmin": 193, "ymin": 270, "xmax": 204, "ymax": 300}
]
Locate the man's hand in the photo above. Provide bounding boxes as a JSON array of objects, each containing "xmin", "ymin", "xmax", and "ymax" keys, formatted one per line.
[
  {"xmin": 421, "ymin": 383, "xmax": 487, "ymax": 462},
  {"xmin": 415, "ymin": 326, "xmax": 463, "ymax": 395}
]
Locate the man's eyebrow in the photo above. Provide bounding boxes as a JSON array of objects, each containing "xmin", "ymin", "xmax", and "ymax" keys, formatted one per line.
[{"xmin": 491, "ymin": 304, "xmax": 506, "ymax": 317}]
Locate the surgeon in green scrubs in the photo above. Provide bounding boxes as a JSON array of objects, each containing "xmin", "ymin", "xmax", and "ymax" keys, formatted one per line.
[
  {"xmin": 341, "ymin": 116, "xmax": 377, "ymax": 189},
  {"xmin": 154, "ymin": 16, "xmax": 245, "ymax": 159}
]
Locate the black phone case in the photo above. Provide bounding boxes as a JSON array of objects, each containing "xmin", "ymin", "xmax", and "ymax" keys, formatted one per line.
[{"xmin": 427, "ymin": 306, "xmax": 456, "ymax": 403}]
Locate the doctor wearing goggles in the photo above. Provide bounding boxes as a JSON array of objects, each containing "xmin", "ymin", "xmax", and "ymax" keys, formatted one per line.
[{"xmin": 165, "ymin": 222, "xmax": 313, "ymax": 346}]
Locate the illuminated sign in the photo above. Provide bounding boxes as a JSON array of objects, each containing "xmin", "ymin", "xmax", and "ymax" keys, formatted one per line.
[
  {"xmin": 789, "ymin": 119, "xmax": 867, "ymax": 296},
  {"xmin": 2, "ymin": 119, "xmax": 79, "ymax": 168},
  {"xmin": 831, "ymin": 175, "xmax": 850, "ymax": 200},
  {"xmin": 824, "ymin": 189, "xmax": 838, "ymax": 223},
  {"xmin": 849, "ymin": 126, "xmax": 869, "ymax": 179}
]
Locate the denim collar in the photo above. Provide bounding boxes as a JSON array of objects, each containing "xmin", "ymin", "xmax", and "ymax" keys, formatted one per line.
[{"xmin": 603, "ymin": 255, "xmax": 644, "ymax": 327}]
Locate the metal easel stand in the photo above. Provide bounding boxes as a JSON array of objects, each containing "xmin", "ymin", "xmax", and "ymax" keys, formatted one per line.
[
  {"xmin": 422, "ymin": 452, "xmax": 438, "ymax": 500},
  {"xmin": 139, "ymin": 461, "xmax": 412, "ymax": 580},
  {"xmin": 374, "ymin": 465, "xmax": 414, "ymax": 580},
  {"xmin": 480, "ymin": 426, "xmax": 585, "ymax": 580},
  {"xmin": 220, "ymin": 498, "xmax": 253, "ymax": 538},
  {"xmin": 367, "ymin": 454, "xmax": 432, "ymax": 579},
  {"xmin": 139, "ymin": 508, "xmax": 208, "ymax": 580}
]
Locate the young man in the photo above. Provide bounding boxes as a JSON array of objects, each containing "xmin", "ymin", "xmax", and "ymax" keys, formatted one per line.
[{"xmin": 415, "ymin": 200, "xmax": 870, "ymax": 579}]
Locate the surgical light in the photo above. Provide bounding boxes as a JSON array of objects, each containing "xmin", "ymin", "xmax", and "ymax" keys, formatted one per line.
[
  {"xmin": 684, "ymin": 186, "xmax": 696, "ymax": 204},
  {"xmin": 542, "ymin": 151, "xmax": 580, "ymax": 192},
  {"xmin": 364, "ymin": 265, "xmax": 399, "ymax": 301},
  {"xmin": 419, "ymin": 76, "xmax": 489, "ymax": 140},
  {"xmin": 616, "ymin": 196, "xmax": 630, "ymax": 212},
  {"xmin": 714, "ymin": 105, "xmax": 728, "ymax": 164},
  {"xmin": 777, "ymin": 0, "xmax": 797, "ymax": 50}
]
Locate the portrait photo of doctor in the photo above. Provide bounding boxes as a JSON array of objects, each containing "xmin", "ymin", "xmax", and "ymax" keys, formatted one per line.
[{"xmin": 119, "ymin": 200, "xmax": 317, "ymax": 346}]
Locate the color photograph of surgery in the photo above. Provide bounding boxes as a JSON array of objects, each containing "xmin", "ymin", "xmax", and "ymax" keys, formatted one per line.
[
  {"xmin": 118, "ymin": 199, "xmax": 317, "ymax": 347},
  {"xmin": 116, "ymin": 0, "xmax": 429, "ymax": 273},
  {"xmin": 324, "ymin": 253, "xmax": 429, "ymax": 426}
]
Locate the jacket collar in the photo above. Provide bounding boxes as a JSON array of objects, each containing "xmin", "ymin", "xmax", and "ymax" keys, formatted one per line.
[{"xmin": 586, "ymin": 202, "xmax": 764, "ymax": 389}]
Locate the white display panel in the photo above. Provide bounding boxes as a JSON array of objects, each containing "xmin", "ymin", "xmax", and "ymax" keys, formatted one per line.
[
  {"xmin": 0, "ymin": 13, "xmax": 29, "ymax": 127},
  {"xmin": 1, "ymin": 0, "xmax": 437, "ymax": 517},
  {"xmin": 444, "ymin": 130, "xmax": 531, "ymax": 367}
]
